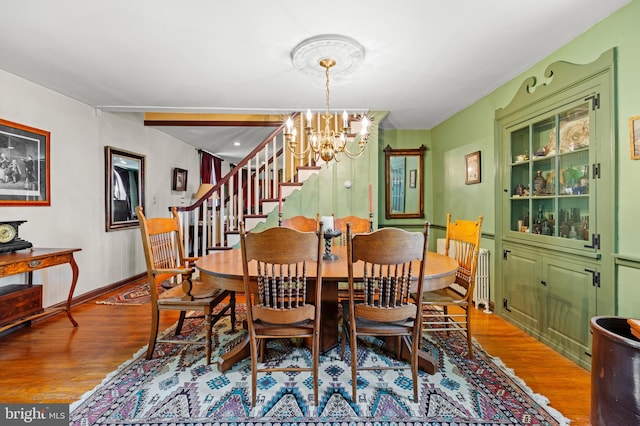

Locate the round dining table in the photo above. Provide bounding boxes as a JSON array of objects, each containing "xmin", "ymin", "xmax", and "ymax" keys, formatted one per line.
[{"xmin": 196, "ymin": 245, "xmax": 458, "ymax": 374}]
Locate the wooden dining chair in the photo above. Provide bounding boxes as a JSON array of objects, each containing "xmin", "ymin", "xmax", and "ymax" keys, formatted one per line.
[
  {"xmin": 333, "ymin": 216, "xmax": 373, "ymax": 300},
  {"xmin": 333, "ymin": 215, "xmax": 372, "ymax": 246},
  {"xmin": 340, "ymin": 222, "xmax": 430, "ymax": 403},
  {"xmin": 137, "ymin": 206, "xmax": 235, "ymax": 365},
  {"xmin": 239, "ymin": 222, "xmax": 324, "ymax": 406},
  {"xmin": 421, "ymin": 214, "xmax": 482, "ymax": 358},
  {"xmin": 279, "ymin": 214, "xmax": 319, "ymax": 232}
]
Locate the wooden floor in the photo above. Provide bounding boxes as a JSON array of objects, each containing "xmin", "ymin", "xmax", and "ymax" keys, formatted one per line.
[{"xmin": 0, "ymin": 285, "xmax": 591, "ymax": 425}]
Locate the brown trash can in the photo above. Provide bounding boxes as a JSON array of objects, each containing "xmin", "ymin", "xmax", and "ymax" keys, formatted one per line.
[{"xmin": 590, "ymin": 316, "xmax": 640, "ymax": 426}]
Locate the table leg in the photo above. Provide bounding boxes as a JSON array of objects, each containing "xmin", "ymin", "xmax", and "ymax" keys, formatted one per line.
[
  {"xmin": 319, "ymin": 279, "xmax": 339, "ymax": 352},
  {"xmin": 66, "ymin": 254, "xmax": 79, "ymax": 327},
  {"xmin": 385, "ymin": 336, "xmax": 438, "ymax": 375},
  {"xmin": 217, "ymin": 334, "xmax": 250, "ymax": 372}
]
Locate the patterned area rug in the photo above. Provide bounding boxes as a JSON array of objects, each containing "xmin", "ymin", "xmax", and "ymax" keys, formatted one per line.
[
  {"xmin": 96, "ymin": 283, "xmax": 158, "ymax": 305},
  {"xmin": 70, "ymin": 309, "xmax": 569, "ymax": 426}
]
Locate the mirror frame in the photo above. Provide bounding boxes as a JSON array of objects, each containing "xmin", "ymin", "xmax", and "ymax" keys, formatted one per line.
[
  {"xmin": 384, "ymin": 144, "xmax": 426, "ymax": 219},
  {"xmin": 105, "ymin": 146, "xmax": 145, "ymax": 231}
]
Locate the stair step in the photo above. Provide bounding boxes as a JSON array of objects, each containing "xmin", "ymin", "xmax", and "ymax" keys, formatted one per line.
[
  {"xmin": 280, "ymin": 182, "xmax": 303, "ymax": 198},
  {"xmin": 261, "ymin": 199, "xmax": 278, "ymax": 215},
  {"xmin": 206, "ymin": 246, "xmax": 233, "ymax": 253},
  {"xmin": 297, "ymin": 166, "xmax": 321, "ymax": 183},
  {"xmin": 244, "ymin": 214, "xmax": 268, "ymax": 231}
]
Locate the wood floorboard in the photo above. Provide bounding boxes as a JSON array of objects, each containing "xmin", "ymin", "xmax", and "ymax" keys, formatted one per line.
[{"xmin": 0, "ymin": 286, "xmax": 591, "ymax": 424}]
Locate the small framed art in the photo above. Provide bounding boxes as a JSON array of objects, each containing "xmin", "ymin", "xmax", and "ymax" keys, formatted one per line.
[
  {"xmin": 630, "ymin": 116, "xmax": 640, "ymax": 160},
  {"xmin": 172, "ymin": 168, "xmax": 187, "ymax": 191},
  {"xmin": 465, "ymin": 151, "xmax": 481, "ymax": 185}
]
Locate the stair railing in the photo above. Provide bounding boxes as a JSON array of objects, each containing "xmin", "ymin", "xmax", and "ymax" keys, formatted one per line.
[{"xmin": 171, "ymin": 113, "xmax": 313, "ymax": 256}]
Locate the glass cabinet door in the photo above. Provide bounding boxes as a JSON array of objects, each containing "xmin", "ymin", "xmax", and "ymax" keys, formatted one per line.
[{"xmin": 506, "ymin": 100, "xmax": 595, "ymax": 251}]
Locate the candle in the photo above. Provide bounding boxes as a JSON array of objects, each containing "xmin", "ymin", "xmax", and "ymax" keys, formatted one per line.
[
  {"xmin": 278, "ymin": 191, "xmax": 283, "ymax": 213},
  {"xmin": 343, "ymin": 110, "xmax": 348, "ymax": 128},
  {"xmin": 361, "ymin": 116, "xmax": 370, "ymax": 135},
  {"xmin": 368, "ymin": 183, "xmax": 373, "ymax": 213},
  {"xmin": 306, "ymin": 110, "xmax": 312, "ymax": 127},
  {"xmin": 321, "ymin": 215, "xmax": 334, "ymax": 233}
]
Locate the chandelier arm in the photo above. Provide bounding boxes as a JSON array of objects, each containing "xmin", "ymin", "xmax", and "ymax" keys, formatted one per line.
[
  {"xmin": 287, "ymin": 142, "xmax": 312, "ymax": 158},
  {"xmin": 340, "ymin": 145, "xmax": 367, "ymax": 159}
]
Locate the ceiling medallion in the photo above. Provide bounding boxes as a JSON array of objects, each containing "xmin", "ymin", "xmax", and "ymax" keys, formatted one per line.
[{"xmin": 291, "ymin": 35, "xmax": 365, "ymax": 80}]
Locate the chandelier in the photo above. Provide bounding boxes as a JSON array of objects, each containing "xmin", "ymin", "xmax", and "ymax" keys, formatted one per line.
[{"xmin": 285, "ymin": 36, "xmax": 371, "ymax": 164}]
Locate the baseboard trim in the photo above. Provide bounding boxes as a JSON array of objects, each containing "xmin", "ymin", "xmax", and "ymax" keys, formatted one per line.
[{"xmin": 31, "ymin": 273, "xmax": 146, "ymax": 325}]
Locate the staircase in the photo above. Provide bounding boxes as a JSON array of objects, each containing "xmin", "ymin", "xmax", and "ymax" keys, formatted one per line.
[{"xmin": 171, "ymin": 122, "xmax": 321, "ymax": 255}]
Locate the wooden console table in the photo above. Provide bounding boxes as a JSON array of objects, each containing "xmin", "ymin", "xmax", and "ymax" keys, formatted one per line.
[{"xmin": 0, "ymin": 248, "xmax": 81, "ymax": 333}]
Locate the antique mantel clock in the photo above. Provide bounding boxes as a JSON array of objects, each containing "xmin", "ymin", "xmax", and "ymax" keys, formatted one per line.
[{"xmin": 0, "ymin": 221, "xmax": 33, "ymax": 253}]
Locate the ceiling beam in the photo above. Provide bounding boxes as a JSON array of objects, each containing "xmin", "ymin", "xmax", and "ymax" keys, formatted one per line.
[{"xmin": 143, "ymin": 112, "xmax": 282, "ymax": 127}]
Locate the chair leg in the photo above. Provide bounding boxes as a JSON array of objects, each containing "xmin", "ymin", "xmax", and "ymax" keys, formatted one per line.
[
  {"xmin": 313, "ymin": 329, "xmax": 319, "ymax": 406},
  {"xmin": 258, "ymin": 339, "xmax": 266, "ymax": 363},
  {"xmin": 229, "ymin": 291, "xmax": 236, "ymax": 332},
  {"xmin": 340, "ymin": 326, "xmax": 347, "ymax": 360},
  {"xmin": 146, "ymin": 309, "xmax": 160, "ymax": 360},
  {"xmin": 411, "ymin": 332, "xmax": 420, "ymax": 402},
  {"xmin": 466, "ymin": 308, "xmax": 473, "ymax": 359},
  {"xmin": 350, "ymin": 328, "xmax": 358, "ymax": 402},
  {"xmin": 204, "ymin": 309, "xmax": 213, "ymax": 365},
  {"xmin": 175, "ymin": 310, "xmax": 187, "ymax": 335},
  {"xmin": 249, "ymin": 335, "xmax": 258, "ymax": 407}
]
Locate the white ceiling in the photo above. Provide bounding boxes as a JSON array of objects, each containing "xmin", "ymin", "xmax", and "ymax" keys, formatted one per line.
[{"xmin": 0, "ymin": 0, "xmax": 629, "ymax": 163}]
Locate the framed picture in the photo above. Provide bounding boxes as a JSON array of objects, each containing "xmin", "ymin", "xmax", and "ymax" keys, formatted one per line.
[
  {"xmin": 630, "ymin": 115, "xmax": 640, "ymax": 160},
  {"xmin": 409, "ymin": 169, "xmax": 417, "ymax": 188},
  {"xmin": 465, "ymin": 151, "xmax": 481, "ymax": 185},
  {"xmin": 0, "ymin": 118, "xmax": 50, "ymax": 206},
  {"xmin": 105, "ymin": 146, "xmax": 145, "ymax": 231},
  {"xmin": 172, "ymin": 168, "xmax": 187, "ymax": 191}
]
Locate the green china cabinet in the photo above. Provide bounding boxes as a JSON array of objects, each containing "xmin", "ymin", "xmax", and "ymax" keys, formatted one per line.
[{"xmin": 495, "ymin": 49, "xmax": 615, "ymax": 370}]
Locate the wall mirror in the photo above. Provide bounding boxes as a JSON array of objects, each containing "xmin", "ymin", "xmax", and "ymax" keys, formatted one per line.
[
  {"xmin": 384, "ymin": 144, "xmax": 425, "ymax": 219},
  {"xmin": 105, "ymin": 146, "xmax": 145, "ymax": 231}
]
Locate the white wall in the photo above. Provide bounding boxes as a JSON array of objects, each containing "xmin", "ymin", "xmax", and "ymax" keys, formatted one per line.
[{"xmin": 0, "ymin": 70, "xmax": 199, "ymax": 307}]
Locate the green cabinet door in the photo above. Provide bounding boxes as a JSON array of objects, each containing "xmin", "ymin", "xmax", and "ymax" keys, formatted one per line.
[
  {"xmin": 543, "ymin": 256, "xmax": 596, "ymax": 362},
  {"xmin": 502, "ymin": 245, "xmax": 543, "ymax": 334}
]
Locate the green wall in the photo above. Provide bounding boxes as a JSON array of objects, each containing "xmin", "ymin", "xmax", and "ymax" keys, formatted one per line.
[{"xmin": 426, "ymin": 0, "xmax": 640, "ymax": 314}]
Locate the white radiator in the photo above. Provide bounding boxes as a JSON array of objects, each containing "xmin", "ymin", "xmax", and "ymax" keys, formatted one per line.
[{"xmin": 436, "ymin": 238, "xmax": 491, "ymax": 313}]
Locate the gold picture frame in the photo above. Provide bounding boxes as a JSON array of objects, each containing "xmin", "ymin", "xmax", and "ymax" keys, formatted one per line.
[
  {"xmin": 465, "ymin": 151, "xmax": 481, "ymax": 185},
  {"xmin": 630, "ymin": 115, "xmax": 640, "ymax": 160}
]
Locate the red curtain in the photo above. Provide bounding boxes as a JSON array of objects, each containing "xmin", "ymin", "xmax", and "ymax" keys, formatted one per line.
[{"xmin": 199, "ymin": 150, "xmax": 222, "ymax": 185}]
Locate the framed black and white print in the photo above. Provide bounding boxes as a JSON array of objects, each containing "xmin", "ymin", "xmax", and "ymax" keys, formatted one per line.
[{"xmin": 0, "ymin": 118, "xmax": 50, "ymax": 206}]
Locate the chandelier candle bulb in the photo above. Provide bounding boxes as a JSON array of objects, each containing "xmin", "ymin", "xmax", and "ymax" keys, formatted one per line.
[
  {"xmin": 306, "ymin": 110, "xmax": 312, "ymax": 127},
  {"xmin": 343, "ymin": 111, "xmax": 348, "ymax": 128}
]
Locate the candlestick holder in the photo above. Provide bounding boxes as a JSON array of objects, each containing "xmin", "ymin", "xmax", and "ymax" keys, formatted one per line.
[{"xmin": 323, "ymin": 229, "xmax": 341, "ymax": 261}]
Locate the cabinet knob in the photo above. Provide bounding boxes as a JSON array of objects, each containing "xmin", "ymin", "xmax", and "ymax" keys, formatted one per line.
[{"xmin": 28, "ymin": 259, "xmax": 41, "ymax": 268}]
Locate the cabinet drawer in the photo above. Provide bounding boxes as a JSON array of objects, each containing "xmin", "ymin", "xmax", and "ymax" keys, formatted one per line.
[
  {"xmin": 1, "ymin": 254, "xmax": 71, "ymax": 275},
  {"xmin": 0, "ymin": 285, "xmax": 43, "ymax": 326}
]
